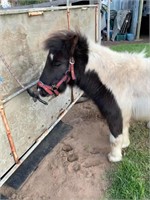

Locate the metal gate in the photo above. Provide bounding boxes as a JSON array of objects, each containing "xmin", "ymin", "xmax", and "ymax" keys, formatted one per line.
[{"xmin": 0, "ymin": 5, "xmax": 98, "ymax": 186}]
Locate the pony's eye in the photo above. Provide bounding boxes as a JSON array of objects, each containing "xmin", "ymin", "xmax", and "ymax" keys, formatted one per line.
[{"xmin": 54, "ymin": 62, "xmax": 61, "ymax": 67}]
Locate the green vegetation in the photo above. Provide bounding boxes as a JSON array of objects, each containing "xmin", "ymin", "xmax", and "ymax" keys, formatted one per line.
[
  {"xmin": 19, "ymin": 0, "xmax": 48, "ymax": 6},
  {"xmin": 111, "ymin": 43, "xmax": 150, "ymax": 57},
  {"xmin": 107, "ymin": 122, "xmax": 149, "ymax": 200},
  {"xmin": 106, "ymin": 43, "xmax": 150, "ymax": 200}
]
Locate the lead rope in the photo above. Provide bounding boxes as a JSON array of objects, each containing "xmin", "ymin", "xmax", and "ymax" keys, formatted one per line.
[
  {"xmin": 0, "ymin": 53, "xmax": 47, "ymax": 105},
  {"xmin": 0, "ymin": 53, "xmax": 25, "ymax": 88}
]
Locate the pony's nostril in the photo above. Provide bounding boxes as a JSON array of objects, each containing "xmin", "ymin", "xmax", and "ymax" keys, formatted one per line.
[{"xmin": 39, "ymin": 88, "xmax": 49, "ymax": 97}]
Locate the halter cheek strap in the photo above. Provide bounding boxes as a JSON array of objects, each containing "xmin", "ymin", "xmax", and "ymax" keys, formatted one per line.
[
  {"xmin": 37, "ymin": 57, "xmax": 76, "ymax": 96},
  {"xmin": 69, "ymin": 57, "xmax": 76, "ymax": 80}
]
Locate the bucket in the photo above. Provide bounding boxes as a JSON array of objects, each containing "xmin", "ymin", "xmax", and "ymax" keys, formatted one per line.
[{"xmin": 126, "ymin": 33, "xmax": 135, "ymax": 41}]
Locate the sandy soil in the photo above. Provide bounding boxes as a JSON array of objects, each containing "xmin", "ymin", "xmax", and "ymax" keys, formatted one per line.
[
  {"xmin": 1, "ymin": 100, "xmax": 111, "ymax": 200},
  {"xmin": 1, "ymin": 39, "xmax": 149, "ymax": 200}
]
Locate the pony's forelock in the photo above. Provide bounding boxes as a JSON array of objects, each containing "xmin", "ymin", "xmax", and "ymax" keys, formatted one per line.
[{"xmin": 44, "ymin": 30, "xmax": 81, "ymax": 51}]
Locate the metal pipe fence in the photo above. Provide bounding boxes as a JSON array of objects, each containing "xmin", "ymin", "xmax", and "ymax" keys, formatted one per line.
[{"xmin": 0, "ymin": 0, "xmax": 98, "ymax": 9}]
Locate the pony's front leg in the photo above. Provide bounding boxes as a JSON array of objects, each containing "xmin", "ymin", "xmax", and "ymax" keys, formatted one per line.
[
  {"xmin": 108, "ymin": 120, "xmax": 130, "ymax": 162},
  {"xmin": 106, "ymin": 115, "xmax": 123, "ymax": 162},
  {"xmin": 108, "ymin": 133, "xmax": 123, "ymax": 162}
]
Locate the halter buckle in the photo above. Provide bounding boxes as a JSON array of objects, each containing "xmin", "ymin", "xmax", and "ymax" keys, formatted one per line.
[
  {"xmin": 52, "ymin": 85, "xmax": 58, "ymax": 90},
  {"xmin": 69, "ymin": 57, "xmax": 75, "ymax": 64}
]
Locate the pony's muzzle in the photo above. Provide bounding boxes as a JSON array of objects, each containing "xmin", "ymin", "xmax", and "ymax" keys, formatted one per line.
[
  {"xmin": 37, "ymin": 87, "xmax": 49, "ymax": 97},
  {"xmin": 27, "ymin": 87, "xmax": 48, "ymax": 105}
]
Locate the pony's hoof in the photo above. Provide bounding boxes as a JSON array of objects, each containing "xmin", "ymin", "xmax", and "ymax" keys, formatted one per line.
[
  {"xmin": 108, "ymin": 153, "xmax": 122, "ymax": 162},
  {"xmin": 147, "ymin": 122, "xmax": 150, "ymax": 129}
]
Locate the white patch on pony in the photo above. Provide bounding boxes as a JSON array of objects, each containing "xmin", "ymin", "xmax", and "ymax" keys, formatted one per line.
[
  {"xmin": 86, "ymin": 40, "xmax": 150, "ymax": 128},
  {"xmin": 109, "ymin": 133, "xmax": 116, "ymax": 144},
  {"xmin": 132, "ymin": 97, "xmax": 150, "ymax": 121},
  {"xmin": 122, "ymin": 120, "xmax": 130, "ymax": 148},
  {"xmin": 108, "ymin": 133, "xmax": 123, "ymax": 162},
  {"xmin": 50, "ymin": 53, "xmax": 54, "ymax": 61},
  {"xmin": 122, "ymin": 128, "xmax": 130, "ymax": 148}
]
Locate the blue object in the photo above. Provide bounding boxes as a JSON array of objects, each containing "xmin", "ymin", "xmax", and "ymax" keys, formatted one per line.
[
  {"xmin": 0, "ymin": 76, "xmax": 4, "ymax": 84},
  {"xmin": 127, "ymin": 33, "xmax": 135, "ymax": 41},
  {"xmin": 110, "ymin": 30, "xmax": 113, "ymax": 38},
  {"xmin": 115, "ymin": 34, "xmax": 127, "ymax": 41}
]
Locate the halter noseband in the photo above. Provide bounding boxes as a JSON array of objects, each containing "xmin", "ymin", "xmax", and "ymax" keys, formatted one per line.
[{"xmin": 37, "ymin": 57, "xmax": 76, "ymax": 96}]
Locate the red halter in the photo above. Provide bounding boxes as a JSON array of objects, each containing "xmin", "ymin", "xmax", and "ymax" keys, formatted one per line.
[{"xmin": 37, "ymin": 57, "xmax": 76, "ymax": 96}]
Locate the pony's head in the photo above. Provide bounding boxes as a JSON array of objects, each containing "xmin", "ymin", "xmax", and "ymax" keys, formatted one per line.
[{"xmin": 38, "ymin": 30, "xmax": 79, "ymax": 97}]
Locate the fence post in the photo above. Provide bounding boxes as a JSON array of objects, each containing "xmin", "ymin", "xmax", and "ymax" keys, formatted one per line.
[{"xmin": 136, "ymin": 0, "xmax": 144, "ymax": 40}]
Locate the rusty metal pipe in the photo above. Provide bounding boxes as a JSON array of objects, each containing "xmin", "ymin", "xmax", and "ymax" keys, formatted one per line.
[
  {"xmin": 67, "ymin": 9, "xmax": 70, "ymax": 30},
  {"xmin": 0, "ymin": 105, "xmax": 19, "ymax": 164},
  {"xmin": 0, "ymin": 53, "xmax": 24, "ymax": 88},
  {"xmin": 2, "ymin": 80, "xmax": 38, "ymax": 104}
]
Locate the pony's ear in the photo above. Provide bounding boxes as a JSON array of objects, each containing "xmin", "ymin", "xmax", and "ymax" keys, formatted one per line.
[{"xmin": 70, "ymin": 35, "xmax": 78, "ymax": 56}]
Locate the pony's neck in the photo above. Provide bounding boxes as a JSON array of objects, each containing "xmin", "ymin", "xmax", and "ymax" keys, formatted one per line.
[
  {"xmin": 73, "ymin": 40, "xmax": 103, "ymax": 99},
  {"xmin": 73, "ymin": 40, "xmax": 115, "ymax": 98}
]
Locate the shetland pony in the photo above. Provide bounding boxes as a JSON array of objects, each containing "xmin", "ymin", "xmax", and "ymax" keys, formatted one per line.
[{"xmin": 37, "ymin": 30, "xmax": 150, "ymax": 162}]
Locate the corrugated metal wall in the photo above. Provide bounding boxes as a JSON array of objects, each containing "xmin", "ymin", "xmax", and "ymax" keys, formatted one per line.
[
  {"xmin": 110, "ymin": 0, "xmax": 134, "ymax": 10},
  {"xmin": 110, "ymin": 0, "xmax": 140, "ymax": 36}
]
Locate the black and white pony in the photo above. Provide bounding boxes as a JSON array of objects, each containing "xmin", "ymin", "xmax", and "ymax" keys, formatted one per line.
[{"xmin": 36, "ymin": 30, "xmax": 150, "ymax": 162}]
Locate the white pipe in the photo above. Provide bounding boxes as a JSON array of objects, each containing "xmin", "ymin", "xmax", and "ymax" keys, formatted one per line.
[
  {"xmin": 2, "ymin": 80, "xmax": 38, "ymax": 104},
  {"xmin": 107, "ymin": 0, "xmax": 110, "ymax": 41},
  {"xmin": 67, "ymin": 0, "xmax": 70, "ymax": 6},
  {"xmin": 136, "ymin": 0, "xmax": 144, "ymax": 40},
  {"xmin": 98, "ymin": 0, "xmax": 101, "ymax": 44}
]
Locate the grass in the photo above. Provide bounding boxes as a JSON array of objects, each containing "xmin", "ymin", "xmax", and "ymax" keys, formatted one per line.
[
  {"xmin": 19, "ymin": 0, "xmax": 47, "ymax": 6},
  {"xmin": 106, "ymin": 43, "xmax": 150, "ymax": 200},
  {"xmin": 110, "ymin": 43, "xmax": 150, "ymax": 57}
]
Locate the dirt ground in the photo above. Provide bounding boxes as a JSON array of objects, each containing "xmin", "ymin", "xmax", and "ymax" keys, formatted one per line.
[
  {"xmin": 1, "ymin": 39, "xmax": 149, "ymax": 200},
  {"xmin": 1, "ymin": 100, "xmax": 111, "ymax": 200}
]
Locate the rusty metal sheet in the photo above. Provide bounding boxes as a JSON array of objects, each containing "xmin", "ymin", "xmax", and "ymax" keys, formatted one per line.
[
  {"xmin": 0, "ymin": 6, "xmax": 96, "ymax": 100},
  {"xmin": 70, "ymin": 6, "xmax": 96, "ymax": 39},
  {"xmin": 0, "ymin": 5, "xmax": 97, "ymax": 186},
  {"xmin": 1, "ymin": 87, "xmax": 71, "ymax": 177}
]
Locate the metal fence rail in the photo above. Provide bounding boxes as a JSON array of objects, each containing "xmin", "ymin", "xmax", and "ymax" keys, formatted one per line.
[
  {"xmin": 0, "ymin": 4, "xmax": 96, "ymax": 186},
  {"xmin": 0, "ymin": 0, "xmax": 98, "ymax": 9}
]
